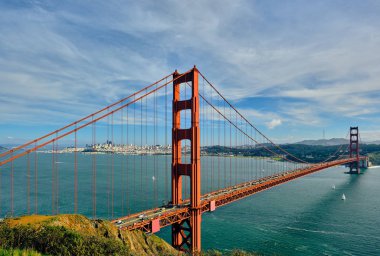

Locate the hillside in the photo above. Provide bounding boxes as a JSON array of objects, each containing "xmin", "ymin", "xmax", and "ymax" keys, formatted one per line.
[
  {"xmin": 295, "ymin": 138, "xmax": 349, "ymax": 146},
  {"xmin": 0, "ymin": 214, "xmax": 178, "ymax": 256}
]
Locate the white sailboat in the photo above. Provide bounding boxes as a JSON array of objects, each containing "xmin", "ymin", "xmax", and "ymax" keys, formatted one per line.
[
  {"xmin": 332, "ymin": 184, "xmax": 336, "ymax": 190},
  {"xmin": 341, "ymin": 193, "xmax": 346, "ymax": 200}
]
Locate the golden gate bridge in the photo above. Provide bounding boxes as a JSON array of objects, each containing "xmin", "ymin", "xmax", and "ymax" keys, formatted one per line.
[{"xmin": 0, "ymin": 66, "xmax": 368, "ymax": 254}]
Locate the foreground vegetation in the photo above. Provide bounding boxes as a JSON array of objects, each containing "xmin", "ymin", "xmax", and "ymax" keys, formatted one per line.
[
  {"xmin": 0, "ymin": 248, "xmax": 42, "ymax": 256},
  {"xmin": 0, "ymin": 215, "xmax": 177, "ymax": 256},
  {"xmin": 0, "ymin": 214, "xmax": 263, "ymax": 256}
]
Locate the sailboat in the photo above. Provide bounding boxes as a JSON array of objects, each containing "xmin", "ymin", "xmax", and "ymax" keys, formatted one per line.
[
  {"xmin": 332, "ymin": 184, "xmax": 336, "ymax": 190},
  {"xmin": 341, "ymin": 194, "xmax": 346, "ymax": 200}
]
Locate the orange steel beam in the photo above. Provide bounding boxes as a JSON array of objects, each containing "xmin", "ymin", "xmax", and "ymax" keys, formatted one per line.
[
  {"xmin": 349, "ymin": 127, "xmax": 360, "ymax": 174},
  {"xmin": 115, "ymin": 157, "xmax": 364, "ymax": 234},
  {"xmin": 171, "ymin": 67, "xmax": 201, "ymax": 254}
]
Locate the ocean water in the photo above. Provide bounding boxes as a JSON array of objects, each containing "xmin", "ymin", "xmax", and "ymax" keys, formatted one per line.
[
  {"xmin": 0, "ymin": 154, "xmax": 379, "ymax": 255},
  {"xmin": 195, "ymin": 165, "xmax": 380, "ymax": 256}
]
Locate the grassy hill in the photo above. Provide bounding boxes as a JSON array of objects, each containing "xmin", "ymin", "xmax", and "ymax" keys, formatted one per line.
[
  {"xmin": 0, "ymin": 214, "xmax": 178, "ymax": 256},
  {"xmin": 0, "ymin": 248, "xmax": 42, "ymax": 256}
]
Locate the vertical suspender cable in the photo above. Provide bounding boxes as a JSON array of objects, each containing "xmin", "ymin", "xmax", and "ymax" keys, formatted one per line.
[
  {"xmin": 133, "ymin": 95, "xmax": 136, "ymax": 204},
  {"xmin": 140, "ymin": 95, "xmax": 143, "ymax": 210},
  {"xmin": 0, "ymin": 165, "xmax": 1, "ymax": 216},
  {"xmin": 165, "ymin": 78, "xmax": 168, "ymax": 200},
  {"xmin": 218, "ymin": 93, "xmax": 220, "ymax": 190},
  {"xmin": 52, "ymin": 141, "xmax": 55, "ymax": 214},
  {"xmin": 121, "ymin": 107, "xmax": 124, "ymax": 216},
  {"xmin": 224, "ymin": 100, "xmax": 226, "ymax": 188},
  {"xmin": 154, "ymin": 84, "xmax": 157, "ymax": 207},
  {"xmin": 27, "ymin": 153, "xmax": 30, "ymax": 214},
  {"xmin": 229, "ymin": 107, "xmax": 232, "ymax": 187},
  {"xmin": 107, "ymin": 111, "xmax": 110, "ymax": 218},
  {"xmin": 11, "ymin": 154, "xmax": 14, "ymax": 216},
  {"xmin": 145, "ymin": 89, "xmax": 148, "ymax": 209},
  {"xmin": 34, "ymin": 142, "xmax": 38, "ymax": 214},
  {"xmin": 184, "ymin": 83, "xmax": 187, "ymax": 199},
  {"xmin": 126, "ymin": 104, "xmax": 130, "ymax": 215},
  {"xmin": 92, "ymin": 118, "xmax": 97, "ymax": 219},
  {"xmin": 111, "ymin": 113, "xmax": 114, "ymax": 218},
  {"xmin": 56, "ymin": 132, "xmax": 59, "ymax": 214},
  {"xmin": 74, "ymin": 125, "xmax": 78, "ymax": 213}
]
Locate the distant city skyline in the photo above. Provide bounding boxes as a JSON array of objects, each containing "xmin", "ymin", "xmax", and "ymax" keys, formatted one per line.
[{"xmin": 1, "ymin": 1, "xmax": 380, "ymax": 145}]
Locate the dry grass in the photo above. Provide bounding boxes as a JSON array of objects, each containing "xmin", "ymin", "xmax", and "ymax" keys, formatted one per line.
[{"xmin": 5, "ymin": 215, "xmax": 52, "ymax": 227}]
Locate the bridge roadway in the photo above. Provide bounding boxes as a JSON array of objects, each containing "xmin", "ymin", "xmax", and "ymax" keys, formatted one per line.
[{"xmin": 112, "ymin": 157, "xmax": 365, "ymax": 233}]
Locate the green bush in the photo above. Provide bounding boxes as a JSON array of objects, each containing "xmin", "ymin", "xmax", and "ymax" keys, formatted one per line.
[
  {"xmin": 0, "ymin": 248, "xmax": 42, "ymax": 256},
  {"xmin": 0, "ymin": 224, "xmax": 130, "ymax": 256}
]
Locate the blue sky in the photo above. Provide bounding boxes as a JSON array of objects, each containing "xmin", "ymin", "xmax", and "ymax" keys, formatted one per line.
[{"xmin": 1, "ymin": 0, "xmax": 380, "ymax": 145}]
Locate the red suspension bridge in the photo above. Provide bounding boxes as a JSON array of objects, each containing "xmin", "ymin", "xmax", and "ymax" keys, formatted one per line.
[{"xmin": 0, "ymin": 66, "xmax": 369, "ymax": 254}]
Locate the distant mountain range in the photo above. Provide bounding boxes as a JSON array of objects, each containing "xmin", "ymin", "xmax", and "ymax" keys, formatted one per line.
[
  {"xmin": 294, "ymin": 138, "xmax": 380, "ymax": 146},
  {"xmin": 294, "ymin": 138, "xmax": 349, "ymax": 146}
]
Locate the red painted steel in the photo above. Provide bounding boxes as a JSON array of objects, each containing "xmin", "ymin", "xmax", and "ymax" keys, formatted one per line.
[
  {"xmin": 151, "ymin": 219, "xmax": 160, "ymax": 233},
  {"xmin": 209, "ymin": 201, "xmax": 216, "ymax": 212},
  {"xmin": 114, "ymin": 157, "xmax": 364, "ymax": 234},
  {"xmin": 349, "ymin": 127, "xmax": 360, "ymax": 174},
  {"xmin": 172, "ymin": 67, "xmax": 201, "ymax": 254}
]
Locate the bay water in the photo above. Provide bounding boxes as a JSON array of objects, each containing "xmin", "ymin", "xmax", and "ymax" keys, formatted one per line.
[{"xmin": 0, "ymin": 153, "xmax": 379, "ymax": 255}]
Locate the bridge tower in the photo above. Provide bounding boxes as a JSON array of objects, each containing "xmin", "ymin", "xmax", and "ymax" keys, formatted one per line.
[
  {"xmin": 172, "ymin": 67, "xmax": 201, "ymax": 254},
  {"xmin": 349, "ymin": 126, "xmax": 360, "ymax": 174}
]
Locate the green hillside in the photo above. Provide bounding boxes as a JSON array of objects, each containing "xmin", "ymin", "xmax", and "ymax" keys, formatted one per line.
[{"xmin": 0, "ymin": 214, "xmax": 178, "ymax": 256}]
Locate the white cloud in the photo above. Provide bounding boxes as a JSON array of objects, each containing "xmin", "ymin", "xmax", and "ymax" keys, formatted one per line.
[
  {"xmin": 1, "ymin": 1, "xmax": 380, "ymax": 142},
  {"xmin": 266, "ymin": 119, "xmax": 282, "ymax": 129}
]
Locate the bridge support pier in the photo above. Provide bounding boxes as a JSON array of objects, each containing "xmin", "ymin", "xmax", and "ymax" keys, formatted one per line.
[{"xmin": 172, "ymin": 67, "xmax": 201, "ymax": 254}]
